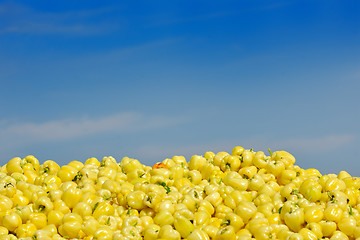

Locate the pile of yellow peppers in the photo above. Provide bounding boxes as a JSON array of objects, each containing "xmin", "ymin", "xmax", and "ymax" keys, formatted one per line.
[{"xmin": 0, "ymin": 146, "xmax": 360, "ymax": 240}]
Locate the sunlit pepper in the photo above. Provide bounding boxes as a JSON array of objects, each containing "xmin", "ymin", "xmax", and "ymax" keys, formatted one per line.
[
  {"xmin": 15, "ymin": 205, "xmax": 32, "ymax": 223},
  {"xmin": 174, "ymin": 214, "xmax": 195, "ymax": 238},
  {"xmin": 241, "ymin": 150, "xmax": 255, "ymax": 167},
  {"xmin": 239, "ymin": 166, "xmax": 257, "ymax": 179},
  {"xmin": 41, "ymin": 160, "xmax": 60, "ymax": 175},
  {"xmin": 234, "ymin": 201, "xmax": 257, "ymax": 223},
  {"xmin": 305, "ymin": 222, "xmax": 322, "ymax": 239},
  {"xmin": 29, "ymin": 212, "xmax": 48, "ymax": 229},
  {"xmin": 61, "ymin": 187, "xmax": 83, "ymax": 209},
  {"xmin": 220, "ymin": 155, "xmax": 241, "ymax": 172},
  {"xmin": 304, "ymin": 205, "xmax": 324, "ymax": 223},
  {"xmin": 82, "ymin": 217, "xmax": 100, "ymax": 236},
  {"xmin": 252, "ymin": 151, "xmax": 268, "ymax": 169},
  {"xmin": 143, "ymin": 225, "xmax": 160, "ymax": 240},
  {"xmin": 324, "ymin": 204, "xmax": 343, "ymax": 223},
  {"xmin": 2, "ymin": 212, "xmax": 22, "ymax": 232},
  {"xmin": 158, "ymin": 224, "xmax": 181, "ymax": 240},
  {"xmin": 0, "ymin": 181, "xmax": 16, "ymax": 198},
  {"xmin": 154, "ymin": 210, "xmax": 174, "ymax": 226},
  {"xmin": 0, "ymin": 195, "xmax": 13, "ymax": 212},
  {"xmin": 122, "ymin": 159, "xmax": 143, "ymax": 174},
  {"xmin": 6, "ymin": 157, "xmax": 25, "ymax": 174},
  {"xmin": 126, "ymin": 190, "xmax": 146, "ymax": 210},
  {"xmin": 329, "ymin": 230, "xmax": 349, "ymax": 240},
  {"xmin": 58, "ymin": 221, "xmax": 82, "ymax": 239},
  {"xmin": 14, "ymin": 223, "xmax": 37, "ymax": 238},
  {"xmin": 188, "ymin": 155, "xmax": 207, "ymax": 171},
  {"xmin": 337, "ymin": 216, "xmax": 356, "ymax": 236},
  {"xmin": 298, "ymin": 228, "xmax": 317, "ymax": 240},
  {"xmin": 92, "ymin": 201, "xmax": 115, "ymax": 219},
  {"xmin": 223, "ymin": 173, "xmax": 248, "ymax": 191},
  {"xmin": 214, "ymin": 225, "xmax": 236, "ymax": 240},
  {"xmin": 194, "ymin": 210, "xmax": 211, "ymax": 226},
  {"xmin": 221, "ymin": 212, "xmax": 244, "ymax": 232},
  {"xmin": 0, "ymin": 226, "xmax": 8, "ymax": 236},
  {"xmin": 271, "ymin": 151, "xmax": 295, "ymax": 168},
  {"xmin": 284, "ymin": 208, "xmax": 305, "ymax": 232},
  {"xmin": 252, "ymin": 225, "xmax": 273, "ymax": 240},
  {"xmin": 187, "ymin": 229, "xmax": 210, "ymax": 240},
  {"xmin": 47, "ymin": 210, "xmax": 65, "ymax": 227},
  {"xmin": 319, "ymin": 220, "xmax": 337, "ymax": 237},
  {"xmin": 246, "ymin": 217, "xmax": 269, "ymax": 236},
  {"xmin": 57, "ymin": 165, "xmax": 78, "ymax": 182}
]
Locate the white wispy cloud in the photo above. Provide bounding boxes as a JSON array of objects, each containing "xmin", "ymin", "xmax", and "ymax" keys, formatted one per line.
[
  {"xmin": 0, "ymin": 2, "xmax": 118, "ymax": 35},
  {"xmin": 0, "ymin": 112, "xmax": 187, "ymax": 141}
]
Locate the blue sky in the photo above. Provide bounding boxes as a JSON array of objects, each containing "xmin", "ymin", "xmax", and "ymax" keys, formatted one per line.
[{"xmin": 0, "ymin": 0, "xmax": 359, "ymax": 175}]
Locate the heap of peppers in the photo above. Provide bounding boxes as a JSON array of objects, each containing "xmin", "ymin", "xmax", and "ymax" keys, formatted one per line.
[{"xmin": 0, "ymin": 146, "xmax": 359, "ymax": 240}]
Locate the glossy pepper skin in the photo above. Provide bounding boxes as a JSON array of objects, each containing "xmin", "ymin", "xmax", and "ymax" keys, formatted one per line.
[
  {"xmin": 174, "ymin": 214, "xmax": 195, "ymax": 238},
  {"xmin": 1, "ymin": 146, "xmax": 360, "ymax": 239}
]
